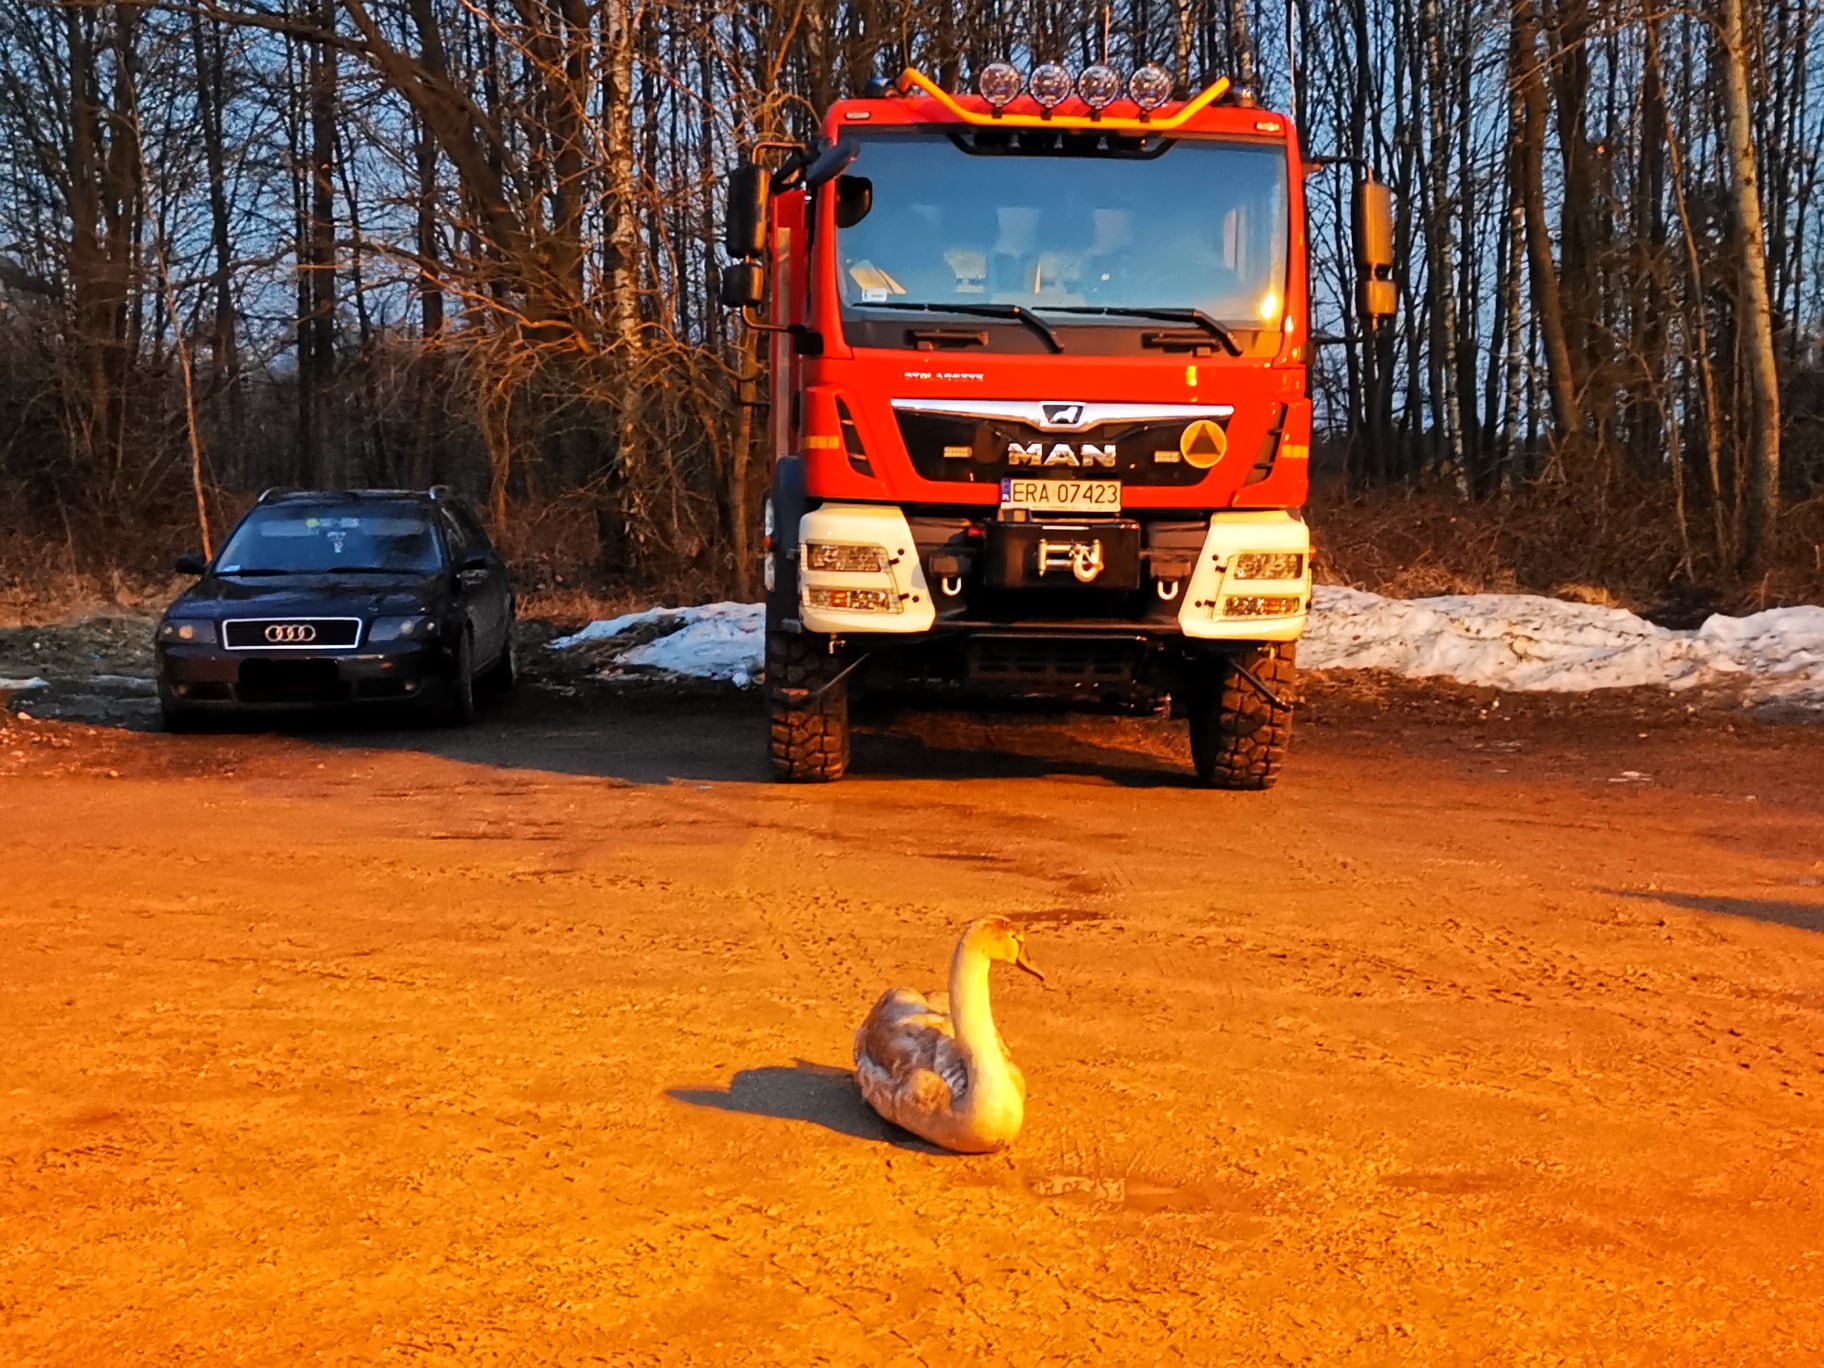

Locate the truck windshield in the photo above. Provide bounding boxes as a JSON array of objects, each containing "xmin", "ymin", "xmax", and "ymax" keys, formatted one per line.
[{"xmin": 833, "ymin": 132, "xmax": 1288, "ymax": 333}]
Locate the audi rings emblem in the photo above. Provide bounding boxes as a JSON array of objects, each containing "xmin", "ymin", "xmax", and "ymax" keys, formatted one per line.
[{"xmin": 264, "ymin": 623, "xmax": 317, "ymax": 644}]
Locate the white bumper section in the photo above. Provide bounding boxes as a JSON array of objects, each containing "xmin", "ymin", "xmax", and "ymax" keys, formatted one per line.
[
  {"xmin": 794, "ymin": 503, "xmax": 1309, "ymax": 641},
  {"xmin": 1176, "ymin": 510, "xmax": 1312, "ymax": 641},
  {"xmin": 797, "ymin": 504, "xmax": 937, "ymax": 634}
]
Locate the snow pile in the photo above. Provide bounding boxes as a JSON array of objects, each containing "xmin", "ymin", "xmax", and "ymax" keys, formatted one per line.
[
  {"xmin": 548, "ymin": 591, "xmax": 1824, "ymax": 703},
  {"xmin": 1305, "ymin": 587, "xmax": 1824, "ymax": 702},
  {"xmin": 548, "ymin": 602, "xmax": 764, "ymax": 687},
  {"xmin": 0, "ymin": 677, "xmax": 49, "ymax": 693}
]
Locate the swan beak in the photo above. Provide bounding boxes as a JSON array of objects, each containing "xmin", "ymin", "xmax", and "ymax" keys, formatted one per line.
[{"xmin": 1014, "ymin": 947, "xmax": 1046, "ymax": 983}]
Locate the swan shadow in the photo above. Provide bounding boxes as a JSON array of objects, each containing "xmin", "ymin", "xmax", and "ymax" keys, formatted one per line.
[{"xmin": 666, "ymin": 1060, "xmax": 950, "ymax": 1154}]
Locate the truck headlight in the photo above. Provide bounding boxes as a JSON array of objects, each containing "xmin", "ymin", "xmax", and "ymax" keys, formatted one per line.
[
  {"xmin": 805, "ymin": 542, "xmax": 890, "ymax": 574},
  {"xmin": 158, "ymin": 619, "xmax": 215, "ymax": 644},
  {"xmin": 1221, "ymin": 594, "xmax": 1304, "ymax": 618},
  {"xmin": 805, "ymin": 586, "xmax": 899, "ymax": 613},
  {"xmin": 1229, "ymin": 552, "xmax": 1306, "ymax": 581},
  {"xmin": 369, "ymin": 615, "xmax": 438, "ymax": 642}
]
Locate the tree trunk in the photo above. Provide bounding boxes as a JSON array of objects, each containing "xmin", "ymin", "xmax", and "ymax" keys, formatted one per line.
[{"xmin": 1716, "ymin": 0, "xmax": 1784, "ymax": 568}]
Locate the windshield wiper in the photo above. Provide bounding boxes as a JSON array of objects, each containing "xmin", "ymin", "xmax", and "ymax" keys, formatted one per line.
[
  {"xmin": 222, "ymin": 566, "xmax": 413, "ymax": 576},
  {"xmin": 1032, "ymin": 306, "xmax": 1242, "ymax": 357},
  {"xmin": 852, "ymin": 300, "xmax": 1063, "ymax": 354}
]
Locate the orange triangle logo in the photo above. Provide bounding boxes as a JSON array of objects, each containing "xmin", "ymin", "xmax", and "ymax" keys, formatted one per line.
[{"xmin": 1179, "ymin": 419, "xmax": 1227, "ymax": 468}]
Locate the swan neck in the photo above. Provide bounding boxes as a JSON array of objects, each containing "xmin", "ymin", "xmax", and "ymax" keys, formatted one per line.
[{"xmin": 948, "ymin": 940, "xmax": 1004, "ymax": 1067}]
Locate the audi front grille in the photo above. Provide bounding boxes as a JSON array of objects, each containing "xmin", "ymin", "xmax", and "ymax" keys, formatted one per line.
[{"xmin": 222, "ymin": 618, "xmax": 363, "ymax": 650}]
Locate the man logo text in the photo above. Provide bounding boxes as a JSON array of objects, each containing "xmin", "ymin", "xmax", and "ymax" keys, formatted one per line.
[{"xmin": 1007, "ymin": 442, "xmax": 1116, "ymax": 469}]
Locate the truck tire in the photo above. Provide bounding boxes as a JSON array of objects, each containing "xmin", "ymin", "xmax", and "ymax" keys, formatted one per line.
[
  {"xmin": 766, "ymin": 629, "xmax": 849, "ymax": 782},
  {"xmin": 1188, "ymin": 642, "xmax": 1296, "ymax": 790}
]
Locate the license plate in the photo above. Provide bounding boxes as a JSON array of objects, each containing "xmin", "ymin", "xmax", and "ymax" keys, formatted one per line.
[{"xmin": 999, "ymin": 478, "xmax": 1122, "ymax": 512}]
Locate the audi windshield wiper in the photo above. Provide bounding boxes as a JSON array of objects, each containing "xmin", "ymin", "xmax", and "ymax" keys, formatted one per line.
[
  {"xmin": 853, "ymin": 300, "xmax": 1063, "ymax": 354},
  {"xmin": 1032, "ymin": 305, "xmax": 1242, "ymax": 357}
]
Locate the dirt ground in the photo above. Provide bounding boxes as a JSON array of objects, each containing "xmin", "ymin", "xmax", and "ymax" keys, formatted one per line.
[{"xmin": 3, "ymin": 644, "xmax": 1823, "ymax": 1365}]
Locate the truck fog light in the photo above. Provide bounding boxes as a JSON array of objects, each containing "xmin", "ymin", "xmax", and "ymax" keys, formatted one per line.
[
  {"xmin": 805, "ymin": 542, "xmax": 890, "ymax": 573},
  {"xmin": 1230, "ymin": 552, "xmax": 1306, "ymax": 581},
  {"xmin": 1076, "ymin": 64, "xmax": 1121, "ymax": 109},
  {"xmin": 1028, "ymin": 63, "xmax": 1072, "ymax": 109},
  {"xmin": 1128, "ymin": 64, "xmax": 1174, "ymax": 110},
  {"xmin": 1221, "ymin": 594, "xmax": 1304, "ymax": 619},
  {"xmin": 978, "ymin": 62, "xmax": 1023, "ymax": 108},
  {"xmin": 807, "ymin": 586, "xmax": 899, "ymax": 613}
]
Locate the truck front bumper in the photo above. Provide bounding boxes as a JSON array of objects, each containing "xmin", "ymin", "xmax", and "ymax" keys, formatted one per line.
[{"xmin": 792, "ymin": 503, "xmax": 1310, "ymax": 642}]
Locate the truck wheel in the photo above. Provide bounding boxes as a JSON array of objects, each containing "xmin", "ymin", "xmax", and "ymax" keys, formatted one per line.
[
  {"xmin": 1188, "ymin": 642, "xmax": 1296, "ymax": 790},
  {"xmin": 766, "ymin": 629, "xmax": 849, "ymax": 782}
]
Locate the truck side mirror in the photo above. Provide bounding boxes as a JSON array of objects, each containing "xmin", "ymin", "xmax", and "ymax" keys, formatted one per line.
[
  {"xmin": 720, "ymin": 261, "xmax": 765, "ymax": 311},
  {"xmin": 1353, "ymin": 174, "xmax": 1397, "ymax": 325},
  {"xmin": 723, "ymin": 161, "xmax": 771, "ymax": 261},
  {"xmin": 175, "ymin": 552, "xmax": 207, "ymax": 575}
]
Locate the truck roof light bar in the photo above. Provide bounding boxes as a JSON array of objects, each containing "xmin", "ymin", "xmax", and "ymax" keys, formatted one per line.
[{"xmin": 898, "ymin": 66, "xmax": 1230, "ymax": 132}]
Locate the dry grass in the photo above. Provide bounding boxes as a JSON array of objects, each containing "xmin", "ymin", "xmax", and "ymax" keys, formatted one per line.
[{"xmin": 1309, "ymin": 479, "xmax": 1824, "ymax": 621}]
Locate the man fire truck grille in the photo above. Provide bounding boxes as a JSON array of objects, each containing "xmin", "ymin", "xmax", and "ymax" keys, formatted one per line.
[{"xmin": 894, "ymin": 411, "xmax": 1227, "ymax": 486}]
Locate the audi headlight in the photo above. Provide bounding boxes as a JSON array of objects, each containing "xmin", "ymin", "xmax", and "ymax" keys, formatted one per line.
[
  {"xmin": 805, "ymin": 542, "xmax": 890, "ymax": 574},
  {"xmin": 368, "ymin": 615, "xmax": 438, "ymax": 643},
  {"xmin": 158, "ymin": 619, "xmax": 216, "ymax": 645},
  {"xmin": 1230, "ymin": 552, "xmax": 1307, "ymax": 581}
]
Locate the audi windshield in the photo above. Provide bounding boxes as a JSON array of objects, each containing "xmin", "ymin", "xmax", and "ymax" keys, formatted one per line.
[
  {"xmin": 833, "ymin": 131, "xmax": 1289, "ymax": 348},
  {"xmin": 215, "ymin": 505, "xmax": 444, "ymax": 575}
]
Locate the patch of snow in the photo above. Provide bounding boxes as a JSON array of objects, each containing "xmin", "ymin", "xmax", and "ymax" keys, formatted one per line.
[
  {"xmin": 0, "ymin": 676, "xmax": 50, "ymax": 692},
  {"xmin": 548, "ymin": 590, "xmax": 1824, "ymax": 701},
  {"xmin": 617, "ymin": 603, "xmax": 765, "ymax": 684},
  {"xmin": 547, "ymin": 608, "xmax": 683, "ymax": 650},
  {"xmin": 548, "ymin": 601, "xmax": 763, "ymax": 685},
  {"xmin": 1305, "ymin": 587, "xmax": 1824, "ymax": 701}
]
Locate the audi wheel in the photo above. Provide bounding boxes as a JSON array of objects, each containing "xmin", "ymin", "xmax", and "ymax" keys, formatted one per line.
[{"xmin": 443, "ymin": 628, "xmax": 477, "ymax": 726}]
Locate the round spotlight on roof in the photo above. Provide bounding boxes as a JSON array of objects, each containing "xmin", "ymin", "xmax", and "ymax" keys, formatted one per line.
[
  {"xmin": 1128, "ymin": 63, "xmax": 1174, "ymax": 110},
  {"xmin": 1028, "ymin": 63, "xmax": 1073, "ymax": 109},
  {"xmin": 1076, "ymin": 64, "xmax": 1122, "ymax": 110},
  {"xmin": 977, "ymin": 62, "xmax": 1024, "ymax": 109}
]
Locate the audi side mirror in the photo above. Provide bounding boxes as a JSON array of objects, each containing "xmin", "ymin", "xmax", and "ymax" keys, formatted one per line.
[{"xmin": 175, "ymin": 552, "xmax": 207, "ymax": 575}]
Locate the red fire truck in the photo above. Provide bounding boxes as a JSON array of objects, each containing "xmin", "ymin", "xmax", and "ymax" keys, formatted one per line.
[{"xmin": 720, "ymin": 60, "xmax": 1395, "ymax": 786}]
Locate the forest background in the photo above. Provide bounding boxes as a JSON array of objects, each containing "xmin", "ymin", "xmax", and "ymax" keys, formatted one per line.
[{"xmin": 0, "ymin": 0, "xmax": 1820, "ymax": 619}]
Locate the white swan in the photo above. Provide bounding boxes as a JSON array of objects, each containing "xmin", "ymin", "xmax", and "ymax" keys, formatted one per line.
[{"xmin": 853, "ymin": 918, "xmax": 1044, "ymax": 1153}]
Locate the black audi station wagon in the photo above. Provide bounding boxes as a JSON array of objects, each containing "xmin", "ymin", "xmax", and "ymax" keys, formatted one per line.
[{"xmin": 155, "ymin": 488, "xmax": 515, "ymax": 728}]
